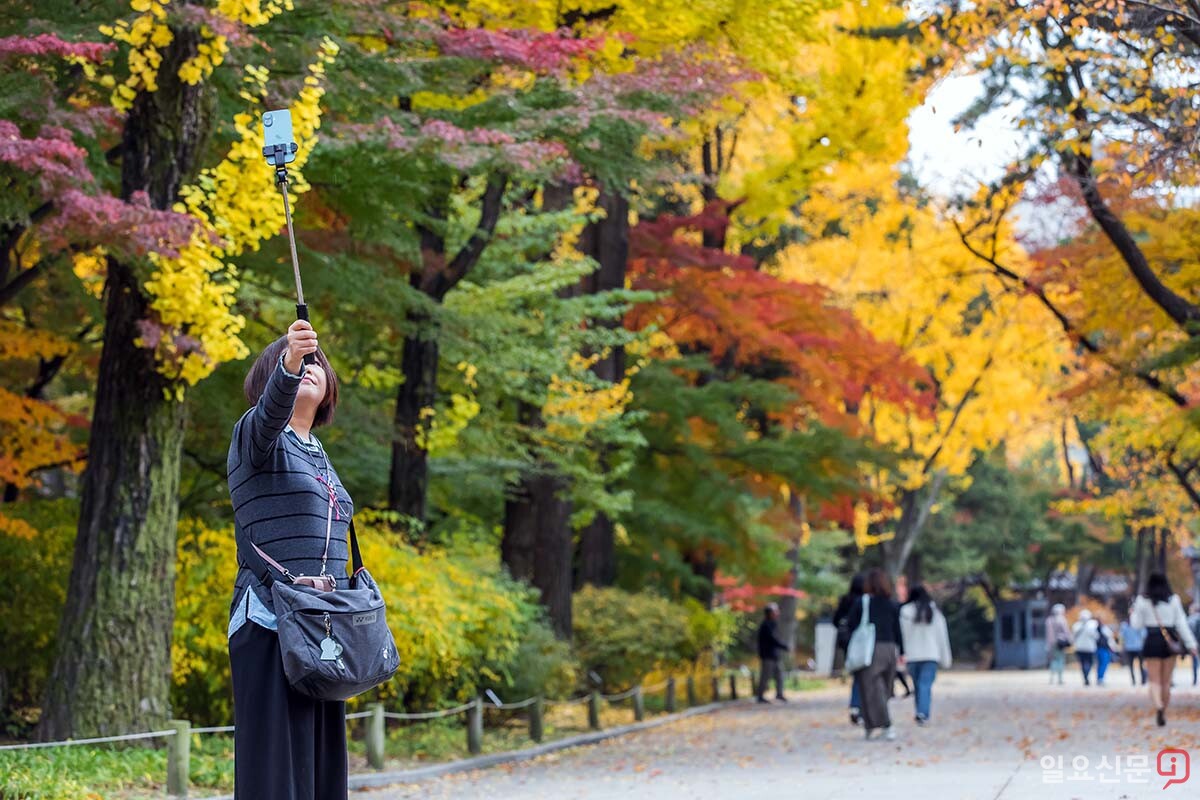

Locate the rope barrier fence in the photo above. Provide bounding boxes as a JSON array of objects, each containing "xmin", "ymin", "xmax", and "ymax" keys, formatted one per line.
[{"xmin": 0, "ymin": 667, "xmax": 761, "ymax": 796}]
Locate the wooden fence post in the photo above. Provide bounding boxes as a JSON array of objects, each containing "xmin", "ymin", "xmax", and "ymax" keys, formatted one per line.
[
  {"xmin": 665, "ymin": 677, "xmax": 676, "ymax": 713},
  {"xmin": 588, "ymin": 691, "xmax": 602, "ymax": 731},
  {"xmin": 467, "ymin": 697, "xmax": 483, "ymax": 755},
  {"xmin": 366, "ymin": 702, "xmax": 385, "ymax": 769},
  {"xmin": 633, "ymin": 686, "xmax": 645, "ymax": 722},
  {"xmin": 529, "ymin": 696, "xmax": 544, "ymax": 743},
  {"xmin": 686, "ymin": 675, "xmax": 697, "ymax": 707},
  {"xmin": 166, "ymin": 719, "xmax": 190, "ymax": 798}
]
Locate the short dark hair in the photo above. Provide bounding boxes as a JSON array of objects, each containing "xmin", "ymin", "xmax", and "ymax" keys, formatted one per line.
[
  {"xmin": 243, "ymin": 334, "xmax": 339, "ymax": 427},
  {"xmin": 1146, "ymin": 572, "xmax": 1173, "ymax": 605},
  {"xmin": 864, "ymin": 568, "xmax": 893, "ymax": 599}
]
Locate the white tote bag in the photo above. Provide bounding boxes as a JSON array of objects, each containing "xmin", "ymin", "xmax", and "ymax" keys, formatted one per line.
[{"xmin": 845, "ymin": 595, "xmax": 876, "ymax": 673}]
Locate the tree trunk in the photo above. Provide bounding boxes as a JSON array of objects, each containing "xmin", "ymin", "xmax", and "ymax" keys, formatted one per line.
[
  {"xmin": 881, "ymin": 470, "xmax": 947, "ymax": 580},
  {"xmin": 388, "ymin": 321, "xmax": 438, "ymax": 530},
  {"xmin": 1134, "ymin": 528, "xmax": 1149, "ymax": 597},
  {"xmin": 387, "ymin": 175, "xmax": 506, "ymax": 533},
  {"xmin": 1156, "ymin": 528, "xmax": 1170, "ymax": 573},
  {"xmin": 502, "ymin": 475, "xmax": 573, "ymax": 638},
  {"xmin": 686, "ymin": 550, "xmax": 718, "ymax": 608},
  {"xmin": 501, "ymin": 403, "xmax": 573, "ymax": 638},
  {"xmin": 575, "ymin": 186, "xmax": 628, "ymax": 588},
  {"xmin": 36, "ymin": 25, "xmax": 207, "ymax": 741},
  {"xmin": 776, "ymin": 558, "xmax": 800, "ymax": 670}
]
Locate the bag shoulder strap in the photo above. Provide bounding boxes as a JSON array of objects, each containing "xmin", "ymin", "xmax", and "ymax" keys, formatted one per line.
[
  {"xmin": 236, "ymin": 517, "xmax": 365, "ymax": 586},
  {"xmin": 348, "ymin": 518, "xmax": 364, "ymax": 576},
  {"xmin": 1150, "ymin": 603, "xmax": 1177, "ymax": 643}
]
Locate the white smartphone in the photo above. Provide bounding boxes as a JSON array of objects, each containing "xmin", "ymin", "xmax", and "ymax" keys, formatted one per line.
[{"xmin": 262, "ymin": 109, "xmax": 297, "ymax": 166}]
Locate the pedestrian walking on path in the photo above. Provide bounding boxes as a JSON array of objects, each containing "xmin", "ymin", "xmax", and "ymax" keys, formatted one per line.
[
  {"xmin": 1071, "ymin": 610, "xmax": 1100, "ymax": 686},
  {"xmin": 1188, "ymin": 603, "xmax": 1200, "ymax": 685},
  {"xmin": 227, "ymin": 320, "xmax": 354, "ymax": 800},
  {"xmin": 846, "ymin": 568, "xmax": 904, "ymax": 741},
  {"xmin": 832, "ymin": 573, "xmax": 865, "ymax": 724},
  {"xmin": 899, "ymin": 584, "xmax": 952, "ymax": 725},
  {"xmin": 1045, "ymin": 603, "xmax": 1070, "ymax": 686},
  {"xmin": 1131, "ymin": 573, "xmax": 1199, "ymax": 726},
  {"xmin": 1119, "ymin": 615, "xmax": 1146, "ymax": 686},
  {"xmin": 756, "ymin": 603, "xmax": 789, "ymax": 703},
  {"xmin": 1095, "ymin": 615, "xmax": 1117, "ymax": 686}
]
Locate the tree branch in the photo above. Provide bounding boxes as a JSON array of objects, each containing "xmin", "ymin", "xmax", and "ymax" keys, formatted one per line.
[
  {"xmin": 425, "ymin": 173, "xmax": 507, "ymax": 300},
  {"xmin": 1064, "ymin": 101, "xmax": 1200, "ymax": 328},
  {"xmin": 952, "ymin": 218, "xmax": 1190, "ymax": 408}
]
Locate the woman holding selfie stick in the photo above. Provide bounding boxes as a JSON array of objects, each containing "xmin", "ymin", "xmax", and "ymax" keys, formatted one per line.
[{"xmin": 227, "ymin": 319, "xmax": 353, "ymax": 799}]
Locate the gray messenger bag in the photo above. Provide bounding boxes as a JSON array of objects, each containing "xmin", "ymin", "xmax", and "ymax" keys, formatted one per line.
[{"xmin": 238, "ymin": 520, "xmax": 399, "ymax": 701}]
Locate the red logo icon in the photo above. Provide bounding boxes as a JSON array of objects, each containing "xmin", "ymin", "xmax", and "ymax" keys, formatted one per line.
[{"xmin": 1158, "ymin": 748, "xmax": 1190, "ymax": 789}]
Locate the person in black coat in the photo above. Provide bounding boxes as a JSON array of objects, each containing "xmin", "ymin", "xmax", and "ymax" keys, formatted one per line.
[
  {"xmin": 833, "ymin": 573, "xmax": 865, "ymax": 723},
  {"xmin": 845, "ymin": 568, "xmax": 905, "ymax": 740},
  {"xmin": 756, "ymin": 603, "xmax": 789, "ymax": 703}
]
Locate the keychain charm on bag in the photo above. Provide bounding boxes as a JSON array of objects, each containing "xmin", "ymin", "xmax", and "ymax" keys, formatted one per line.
[{"xmin": 319, "ymin": 613, "xmax": 346, "ymax": 670}]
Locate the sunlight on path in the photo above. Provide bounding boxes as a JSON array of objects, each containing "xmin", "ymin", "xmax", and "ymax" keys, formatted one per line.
[{"xmin": 366, "ymin": 668, "xmax": 1200, "ymax": 800}]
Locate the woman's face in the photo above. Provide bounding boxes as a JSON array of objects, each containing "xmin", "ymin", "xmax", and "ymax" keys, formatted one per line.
[{"xmin": 296, "ymin": 362, "xmax": 328, "ymax": 410}]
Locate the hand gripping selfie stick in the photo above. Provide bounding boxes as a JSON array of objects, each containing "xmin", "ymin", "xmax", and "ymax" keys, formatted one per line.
[{"xmin": 262, "ymin": 108, "xmax": 315, "ymax": 366}]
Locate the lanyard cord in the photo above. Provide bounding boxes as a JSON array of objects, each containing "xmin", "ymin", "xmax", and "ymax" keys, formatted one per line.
[{"xmin": 290, "ymin": 431, "xmax": 349, "ymax": 578}]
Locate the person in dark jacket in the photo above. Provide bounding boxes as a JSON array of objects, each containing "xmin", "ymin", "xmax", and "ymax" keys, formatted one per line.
[
  {"xmin": 832, "ymin": 574, "xmax": 865, "ymax": 724},
  {"xmin": 756, "ymin": 603, "xmax": 789, "ymax": 703},
  {"xmin": 228, "ymin": 320, "xmax": 353, "ymax": 800},
  {"xmin": 845, "ymin": 568, "xmax": 905, "ymax": 740}
]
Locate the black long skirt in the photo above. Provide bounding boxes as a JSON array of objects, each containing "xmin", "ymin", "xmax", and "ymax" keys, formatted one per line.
[{"xmin": 229, "ymin": 621, "xmax": 348, "ymax": 800}]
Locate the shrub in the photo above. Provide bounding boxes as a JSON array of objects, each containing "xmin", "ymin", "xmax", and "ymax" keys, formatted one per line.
[
  {"xmin": 572, "ymin": 586, "xmax": 731, "ymax": 690},
  {"xmin": 484, "ymin": 621, "xmax": 577, "ymax": 702},
  {"xmin": 173, "ymin": 518, "xmax": 239, "ymax": 724},
  {"xmin": 171, "ymin": 513, "xmax": 549, "ymax": 720},
  {"xmin": 0, "ymin": 499, "xmax": 76, "ymax": 732}
]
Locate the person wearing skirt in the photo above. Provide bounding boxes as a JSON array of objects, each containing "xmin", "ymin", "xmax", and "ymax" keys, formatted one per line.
[
  {"xmin": 227, "ymin": 320, "xmax": 354, "ymax": 799},
  {"xmin": 1130, "ymin": 573, "xmax": 1198, "ymax": 727}
]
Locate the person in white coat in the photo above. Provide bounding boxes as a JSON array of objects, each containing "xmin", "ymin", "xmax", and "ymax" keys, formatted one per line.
[
  {"xmin": 899, "ymin": 585, "xmax": 952, "ymax": 725},
  {"xmin": 1130, "ymin": 572, "xmax": 1199, "ymax": 726},
  {"xmin": 1071, "ymin": 609, "xmax": 1100, "ymax": 686}
]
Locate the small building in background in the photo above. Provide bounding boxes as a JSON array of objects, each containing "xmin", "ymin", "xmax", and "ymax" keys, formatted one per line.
[
  {"xmin": 993, "ymin": 598, "xmax": 1048, "ymax": 669},
  {"xmin": 993, "ymin": 571, "xmax": 1132, "ymax": 669}
]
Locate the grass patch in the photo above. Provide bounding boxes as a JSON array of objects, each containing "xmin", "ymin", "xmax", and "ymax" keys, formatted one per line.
[{"xmin": 0, "ymin": 735, "xmax": 233, "ymax": 800}]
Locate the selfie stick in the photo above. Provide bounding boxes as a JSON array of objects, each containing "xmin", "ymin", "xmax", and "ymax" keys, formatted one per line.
[{"xmin": 262, "ymin": 137, "xmax": 315, "ymax": 366}]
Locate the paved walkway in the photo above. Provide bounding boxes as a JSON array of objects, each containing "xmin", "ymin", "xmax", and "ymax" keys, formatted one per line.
[{"xmin": 366, "ymin": 666, "xmax": 1200, "ymax": 799}]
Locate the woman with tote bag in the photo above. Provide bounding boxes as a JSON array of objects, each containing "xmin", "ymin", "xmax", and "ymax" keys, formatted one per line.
[{"xmin": 844, "ymin": 568, "xmax": 905, "ymax": 741}]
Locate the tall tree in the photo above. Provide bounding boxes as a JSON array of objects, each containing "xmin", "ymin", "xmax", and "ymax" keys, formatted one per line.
[{"xmin": 5, "ymin": 0, "xmax": 336, "ymax": 736}]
